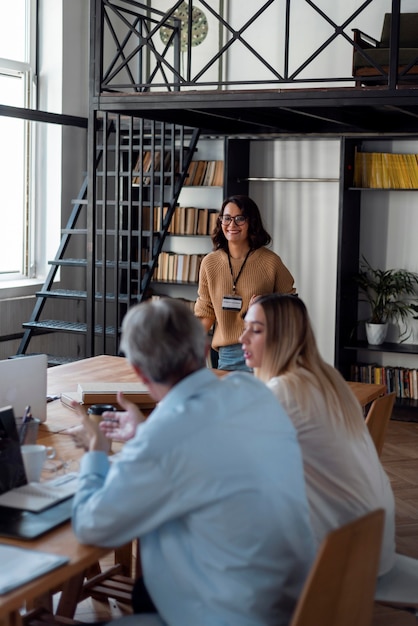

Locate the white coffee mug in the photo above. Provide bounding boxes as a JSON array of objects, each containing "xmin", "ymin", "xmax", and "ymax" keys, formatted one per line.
[{"xmin": 21, "ymin": 444, "xmax": 56, "ymax": 482}]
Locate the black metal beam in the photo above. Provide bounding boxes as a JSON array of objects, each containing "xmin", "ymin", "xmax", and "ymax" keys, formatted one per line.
[
  {"xmin": 88, "ymin": 86, "xmax": 418, "ymax": 136},
  {"xmin": 0, "ymin": 105, "xmax": 87, "ymax": 128}
]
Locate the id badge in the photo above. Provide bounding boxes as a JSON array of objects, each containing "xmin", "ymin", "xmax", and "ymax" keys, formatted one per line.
[{"xmin": 222, "ymin": 295, "xmax": 243, "ymax": 311}]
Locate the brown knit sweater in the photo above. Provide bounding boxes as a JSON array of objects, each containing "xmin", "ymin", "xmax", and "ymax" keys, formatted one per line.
[{"xmin": 194, "ymin": 247, "xmax": 295, "ymax": 350}]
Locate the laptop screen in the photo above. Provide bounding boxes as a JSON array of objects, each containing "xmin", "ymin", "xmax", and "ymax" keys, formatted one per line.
[
  {"xmin": 0, "ymin": 406, "xmax": 27, "ymax": 494},
  {"xmin": 0, "ymin": 354, "xmax": 47, "ymax": 422}
]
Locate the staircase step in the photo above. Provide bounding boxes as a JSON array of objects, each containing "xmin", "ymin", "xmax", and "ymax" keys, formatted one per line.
[
  {"xmin": 36, "ymin": 289, "xmax": 88, "ymax": 300},
  {"xmin": 36, "ymin": 289, "xmax": 130, "ymax": 302},
  {"xmin": 22, "ymin": 320, "xmax": 118, "ymax": 335},
  {"xmin": 19, "ymin": 122, "xmax": 200, "ymax": 359},
  {"xmin": 60, "ymin": 228, "xmax": 157, "ymax": 237},
  {"xmin": 48, "ymin": 258, "xmax": 87, "ymax": 267},
  {"xmin": 48, "ymin": 259, "xmax": 143, "ymax": 270},
  {"xmin": 70, "ymin": 198, "xmax": 88, "ymax": 205}
]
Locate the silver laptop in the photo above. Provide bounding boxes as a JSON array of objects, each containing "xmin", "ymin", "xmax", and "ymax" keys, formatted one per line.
[{"xmin": 0, "ymin": 355, "xmax": 47, "ymax": 422}]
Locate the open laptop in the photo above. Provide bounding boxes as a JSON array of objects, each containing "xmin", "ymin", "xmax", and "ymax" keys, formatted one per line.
[
  {"xmin": 0, "ymin": 354, "xmax": 48, "ymax": 422},
  {"xmin": 0, "ymin": 406, "xmax": 77, "ymax": 539}
]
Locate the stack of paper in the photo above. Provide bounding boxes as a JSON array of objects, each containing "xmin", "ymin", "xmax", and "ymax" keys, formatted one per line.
[
  {"xmin": 61, "ymin": 382, "xmax": 155, "ymax": 410},
  {"xmin": 0, "ymin": 544, "xmax": 69, "ymax": 594}
]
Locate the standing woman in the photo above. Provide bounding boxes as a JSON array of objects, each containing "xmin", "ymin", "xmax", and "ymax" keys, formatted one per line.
[
  {"xmin": 194, "ymin": 195, "xmax": 295, "ymax": 371},
  {"xmin": 239, "ymin": 294, "xmax": 396, "ymax": 576}
]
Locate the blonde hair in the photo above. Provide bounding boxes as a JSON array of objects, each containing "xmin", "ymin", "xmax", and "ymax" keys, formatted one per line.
[{"xmin": 254, "ymin": 294, "xmax": 365, "ymax": 437}]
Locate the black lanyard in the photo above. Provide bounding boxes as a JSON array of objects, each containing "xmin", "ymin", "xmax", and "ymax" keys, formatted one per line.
[{"xmin": 227, "ymin": 249, "xmax": 252, "ymax": 294}]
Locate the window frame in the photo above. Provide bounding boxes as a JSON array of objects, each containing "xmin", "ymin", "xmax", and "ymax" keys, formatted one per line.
[{"xmin": 0, "ymin": 0, "xmax": 37, "ymax": 283}]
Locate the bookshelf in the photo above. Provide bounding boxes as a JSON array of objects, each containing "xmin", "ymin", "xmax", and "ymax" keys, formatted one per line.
[
  {"xmin": 353, "ymin": 150, "xmax": 418, "ymax": 189},
  {"xmin": 335, "ymin": 136, "xmax": 418, "ymax": 415},
  {"xmin": 151, "ymin": 137, "xmax": 250, "ymax": 304}
]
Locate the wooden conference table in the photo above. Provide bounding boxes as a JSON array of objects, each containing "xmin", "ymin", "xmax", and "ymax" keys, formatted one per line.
[{"xmin": 0, "ymin": 355, "xmax": 387, "ymax": 626}]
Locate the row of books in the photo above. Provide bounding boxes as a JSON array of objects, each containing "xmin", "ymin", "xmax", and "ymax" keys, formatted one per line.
[
  {"xmin": 168, "ymin": 207, "xmax": 218, "ymax": 235},
  {"xmin": 132, "ymin": 153, "xmax": 224, "ymax": 187},
  {"xmin": 153, "ymin": 252, "xmax": 205, "ymax": 283},
  {"xmin": 185, "ymin": 160, "xmax": 224, "ymax": 186},
  {"xmin": 141, "ymin": 206, "xmax": 217, "ymax": 236},
  {"xmin": 353, "ymin": 150, "xmax": 418, "ymax": 189},
  {"xmin": 350, "ymin": 363, "xmax": 418, "ymax": 400},
  {"xmin": 132, "ymin": 150, "xmax": 179, "ymax": 186}
]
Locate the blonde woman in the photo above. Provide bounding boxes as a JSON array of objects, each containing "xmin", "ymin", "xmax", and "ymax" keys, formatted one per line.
[{"xmin": 239, "ymin": 293, "xmax": 395, "ymax": 575}]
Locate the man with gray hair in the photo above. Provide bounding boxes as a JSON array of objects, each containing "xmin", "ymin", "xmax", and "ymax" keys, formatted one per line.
[{"xmin": 72, "ymin": 298, "xmax": 315, "ymax": 626}]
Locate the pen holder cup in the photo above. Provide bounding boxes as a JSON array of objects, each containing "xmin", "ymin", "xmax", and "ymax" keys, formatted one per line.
[
  {"xmin": 87, "ymin": 404, "xmax": 117, "ymax": 453},
  {"xmin": 87, "ymin": 404, "xmax": 117, "ymax": 425},
  {"xmin": 15, "ymin": 417, "xmax": 41, "ymax": 445}
]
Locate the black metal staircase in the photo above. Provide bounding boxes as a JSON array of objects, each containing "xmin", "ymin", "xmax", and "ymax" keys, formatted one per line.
[{"xmin": 17, "ymin": 116, "xmax": 200, "ymax": 364}]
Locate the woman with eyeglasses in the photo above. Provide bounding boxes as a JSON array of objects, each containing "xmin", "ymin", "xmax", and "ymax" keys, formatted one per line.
[
  {"xmin": 239, "ymin": 293, "xmax": 396, "ymax": 576},
  {"xmin": 194, "ymin": 195, "xmax": 295, "ymax": 371}
]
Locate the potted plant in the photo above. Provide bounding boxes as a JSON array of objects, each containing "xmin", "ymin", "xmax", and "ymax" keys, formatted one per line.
[{"xmin": 355, "ymin": 257, "xmax": 418, "ymax": 345}]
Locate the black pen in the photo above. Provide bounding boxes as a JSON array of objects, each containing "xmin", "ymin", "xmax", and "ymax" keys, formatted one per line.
[
  {"xmin": 22, "ymin": 405, "xmax": 32, "ymax": 423},
  {"xmin": 19, "ymin": 406, "xmax": 32, "ymax": 444}
]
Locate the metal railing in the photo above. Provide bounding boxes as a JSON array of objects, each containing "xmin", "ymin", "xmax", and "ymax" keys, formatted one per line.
[{"xmin": 91, "ymin": 0, "xmax": 414, "ymax": 93}]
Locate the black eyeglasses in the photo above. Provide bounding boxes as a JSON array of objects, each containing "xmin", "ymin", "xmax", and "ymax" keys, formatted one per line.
[{"xmin": 219, "ymin": 215, "xmax": 247, "ymax": 226}]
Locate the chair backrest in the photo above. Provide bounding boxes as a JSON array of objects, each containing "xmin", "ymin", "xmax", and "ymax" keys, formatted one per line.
[
  {"xmin": 289, "ymin": 509, "xmax": 385, "ymax": 626},
  {"xmin": 365, "ymin": 392, "xmax": 396, "ymax": 457},
  {"xmin": 381, "ymin": 13, "xmax": 418, "ymax": 47}
]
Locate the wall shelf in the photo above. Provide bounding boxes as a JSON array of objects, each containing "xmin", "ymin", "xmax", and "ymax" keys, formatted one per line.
[
  {"xmin": 344, "ymin": 341, "xmax": 418, "ymax": 355},
  {"xmin": 336, "ymin": 137, "xmax": 418, "ymax": 417},
  {"xmin": 241, "ymin": 177, "xmax": 339, "ymax": 183},
  {"xmin": 348, "ymin": 187, "xmax": 418, "ymax": 191}
]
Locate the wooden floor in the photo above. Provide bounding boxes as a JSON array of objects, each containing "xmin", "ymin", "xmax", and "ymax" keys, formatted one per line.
[
  {"xmin": 70, "ymin": 417, "xmax": 418, "ymax": 624},
  {"xmin": 371, "ymin": 417, "xmax": 418, "ymax": 625}
]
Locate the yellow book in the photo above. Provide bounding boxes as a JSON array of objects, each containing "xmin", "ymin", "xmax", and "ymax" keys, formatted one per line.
[
  {"xmin": 406, "ymin": 154, "xmax": 418, "ymax": 188},
  {"xmin": 380, "ymin": 153, "xmax": 392, "ymax": 189},
  {"xmin": 369, "ymin": 152, "xmax": 383, "ymax": 188},
  {"xmin": 393, "ymin": 153, "xmax": 410, "ymax": 189}
]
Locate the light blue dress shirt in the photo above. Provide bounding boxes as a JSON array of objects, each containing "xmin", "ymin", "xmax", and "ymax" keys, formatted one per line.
[{"xmin": 72, "ymin": 369, "xmax": 315, "ymax": 626}]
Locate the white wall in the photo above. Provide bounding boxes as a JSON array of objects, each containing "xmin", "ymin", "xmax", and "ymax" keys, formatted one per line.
[
  {"xmin": 37, "ymin": 0, "xmax": 88, "ymax": 280},
  {"xmin": 225, "ymin": 0, "xmax": 393, "ymax": 88},
  {"xmin": 148, "ymin": 0, "xmax": 398, "ymax": 88},
  {"xmin": 0, "ymin": 1, "xmax": 89, "ymax": 359},
  {"xmin": 249, "ymin": 139, "xmax": 340, "ymax": 364}
]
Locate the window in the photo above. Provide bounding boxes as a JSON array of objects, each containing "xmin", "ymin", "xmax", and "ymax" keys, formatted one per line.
[{"xmin": 0, "ymin": 0, "xmax": 36, "ymax": 279}]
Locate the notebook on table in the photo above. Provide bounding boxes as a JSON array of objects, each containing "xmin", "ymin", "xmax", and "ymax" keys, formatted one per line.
[
  {"xmin": 0, "ymin": 406, "xmax": 77, "ymax": 539},
  {"xmin": 0, "ymin": 354, "xmax": 48, "ymax": 422},
  {"xmin": 0, "ymin": 544, "xmax": 69, "ymax": 594}
]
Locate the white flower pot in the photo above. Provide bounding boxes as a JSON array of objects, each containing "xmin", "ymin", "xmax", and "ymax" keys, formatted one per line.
[{"xmin": 365, "ymin": 322, "xmax": 388, "ymax": 345}]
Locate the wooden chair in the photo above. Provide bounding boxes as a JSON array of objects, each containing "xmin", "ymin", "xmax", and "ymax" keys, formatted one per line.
[
  {"xmin": 365, "ymin": 392, "xmax": 396, "ymax": 457},
  {"xmin": 81, "ymin": 511, "xmax": 385, "ymax": 625},
  {"xmin": 352, "ymin": 12, "xmax": 418, "ymax": 86},
  {"xmin": 74, "ymin": 540, "xmax": 141, "ymax": 611},
  {"xmin": 25, "ymin": 510, "xmax": 384, "ymax": 626},
  {"xmin": 289, "ymin": 509, "xmax": 384, "ymax": 626}
]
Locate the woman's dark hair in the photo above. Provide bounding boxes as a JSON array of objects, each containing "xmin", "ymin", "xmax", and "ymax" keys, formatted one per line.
[{"xmin": 211, "ymin": 195, "xmax": 272, "ymax": 251}]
